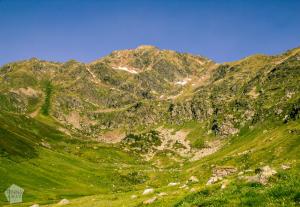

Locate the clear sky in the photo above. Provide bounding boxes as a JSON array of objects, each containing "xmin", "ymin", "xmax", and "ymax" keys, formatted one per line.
[{"xmin": 0, "ymin": 0, "xmax": 300, "ymax": 65}]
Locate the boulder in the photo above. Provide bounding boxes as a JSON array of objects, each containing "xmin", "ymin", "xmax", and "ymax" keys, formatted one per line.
[
  {"xmin": 188, "ymin": 176, "xmax": 199, "ymax": 183},
  {"xmin": 143, "ymin": 196, "xmax": 157, "ymax": 204},
  {"xmin": 261, "ymin": 166, "xmax": 277, "ymax": 177},
  {"xmin": 179, "ymin": 184, "xmax": 188, "ymax": 189},
  {"xmin": 142, "ymin": 188, "xmax": 154, "ymax": 195},
  {"xmin": 213, "ymin": 167, "xmax": 237, "ymax": 177},
  {"xmin": 244, "ymin": 175, "xmax": 261, "ymax": 183},
  {"xmin": 221, "ymin": 180, "xmax": 230, "ymax": 189},
  {"xmin": 168, "ymin": 182, "xmax": 179, "ymax": 187},
  {"xmin": 206, "ymin": 176, "xmax": 222, "ymax": 185},
  {"xmin": 58, "ymin": 199, "xmax": 70, "ymax": 205},
  {"xmin": 259, "ymin": 165, "xmax": 277, "ymax": 184},
  {"xmin": 243, "ymin": 165, "xmax": 277, "ymax": 185},
  {"xmin": 206, "ymin": 166, "xmax": 237, "ymax": 185},
  {"xmin": 281, "ymin": 164, "xmax": 291, "ymax": 170},
  {"xmin": 158, "ymin": 192, "xmax": 168, "ymax": 197},
  {"xmin": 30, "ymin": 204, "xmax": 39, "ymax": 207},
  {"xmin": 131, "ymin": 195, "xmax": 137, "ymax": 199}
]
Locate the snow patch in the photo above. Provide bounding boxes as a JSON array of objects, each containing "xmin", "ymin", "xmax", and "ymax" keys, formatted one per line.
[
  {"xmin": 113, "ymin": 66, "xmax": 138, "ymax": 74},
  {"xmin": 175, "ymin": 78, "xmax": 191, "ymax": 86}
]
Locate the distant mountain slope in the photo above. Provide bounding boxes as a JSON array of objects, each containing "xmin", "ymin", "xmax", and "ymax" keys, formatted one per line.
[{"xmin": 0, "ymin": 46, "xmax": 299, "ymax": 138}]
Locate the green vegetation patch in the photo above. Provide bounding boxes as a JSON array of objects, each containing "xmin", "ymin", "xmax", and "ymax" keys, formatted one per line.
[{"xmin": 41, "ymin": 80, "xmax": 53, "ymax": 115}]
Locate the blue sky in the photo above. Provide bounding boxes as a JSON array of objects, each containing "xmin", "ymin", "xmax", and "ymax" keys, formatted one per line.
[{"xmin": 0, "ymin": 0, "xmax": 300, "ymax": 65}]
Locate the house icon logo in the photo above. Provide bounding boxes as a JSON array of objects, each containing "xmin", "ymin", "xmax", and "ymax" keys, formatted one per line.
[{"xmin": 4, "ymin": 184, "xmax": 24, "ymax": 204}]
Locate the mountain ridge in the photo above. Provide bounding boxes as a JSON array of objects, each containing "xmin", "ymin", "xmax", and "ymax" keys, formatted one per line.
[{"xmin": 0, "ymin": 46, "xmax": 299, "ymax": 136}]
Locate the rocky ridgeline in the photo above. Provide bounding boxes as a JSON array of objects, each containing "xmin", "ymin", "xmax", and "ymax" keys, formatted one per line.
[{"xmin": 0, "ymin": 46, "xmax": 299, "ymax": 139}]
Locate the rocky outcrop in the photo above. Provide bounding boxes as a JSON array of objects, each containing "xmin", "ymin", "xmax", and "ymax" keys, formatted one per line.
[
  {"xmin": 207, "ymin": 166, "xmax": 237, "ymax": 185},
  {"xmin": 241, "ymin": 166, "xmax": 277, "ymax": 185}
]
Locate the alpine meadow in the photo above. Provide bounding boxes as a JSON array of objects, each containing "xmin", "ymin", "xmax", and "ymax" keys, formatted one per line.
[{"xmin": 0, "ymin": 1, "xmax": 300, "ymax": 207}]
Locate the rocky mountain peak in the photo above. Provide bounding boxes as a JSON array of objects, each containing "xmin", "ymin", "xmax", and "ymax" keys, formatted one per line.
[{"xmin": 136, "ymin": 45, "xmax": 159, "ymax": 50}]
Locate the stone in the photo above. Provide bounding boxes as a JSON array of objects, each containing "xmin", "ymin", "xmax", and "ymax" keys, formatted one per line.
[
  {"xmin": 168, "ymin": 182, "xmax": 179, "ymax": 187},
  {"xmin": 258, "ymin": 166, "xmax": 277, "ymax": 185},
  {"xmin": 188, "ymin": 176, "xmax": 199, "ymax": 183},
  {"xmin": 179, "ymin": 184, "xmax": 188, "ymax": 189},
  {"xmin": 281, "ymin": 164, "xmax": 291, "ymax": 170},
  {"xmin": 261, "ymin": 166, "xmax": 277, "ymax": 178},
  {"xmin": 212, "ymin": 167, "xmax": 237, "ymax": 177},
  {"xmin": 221, "ymin": 180, "xmax": 230, "ymax": 189},
  {"xmin": 30, "ymin": 204, "xmax": 39, "ymax": 207},
  {"xmin": 207, "ymin": 166, "xmax": 237, "ymax": 185},
  {"xmin": 243, "ymin": 166, "xmax": 277, "ymax": 185},
  {"xmin": 142, "ymin": 188, "xmax": 154, "ymax": 195},
  {"xmin": 143, "ymin": 196, "xmax": 157, "ymax": 204},
  {"xmin": 206, "ymin": 176, "xmax": 221, "ymax": 185},
  {"xmin": 244, "ymin": 175, "xmax": 261, "ymax": 183},
  {"xmin": 131, "ymin": 195, "xmax": 137, "ymax": 199},
  {"xmin": 158, "ymin": 192, "xmax": 168, "ymax": 197},
  {"xmin": 58, "ymin": 199, "xmax": 70, "ymax": 205}
]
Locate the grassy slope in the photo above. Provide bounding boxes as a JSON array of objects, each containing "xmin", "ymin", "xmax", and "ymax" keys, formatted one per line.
[
  {"xmin": 0, "ymin": 112, "xmax": 156, "ymax": 206},
  {"xmin": 172, "ymin": 119, "xmax": 300, "ymax": 207},
  {"xmin": 8, "ymin": 118, "xmax": 295, "ymax": 207},
  {"xmin": 0, "ymin": 96, "xmax": 299, "ymax": 207}
]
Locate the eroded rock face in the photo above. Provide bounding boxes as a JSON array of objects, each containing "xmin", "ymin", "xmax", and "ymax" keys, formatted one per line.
[
  {"xmin": 219, "ymin": 121, "xmax": 239, "ymax": 136},
  {"xmin": 122, "ymin": 128, "xmax": 224, "ymax": 163}
]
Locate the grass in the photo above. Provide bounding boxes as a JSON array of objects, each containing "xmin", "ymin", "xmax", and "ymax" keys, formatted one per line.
[
  {"xmin": 174, "ymin": 171, "xmax": 300, "ymax": 207},
  {"xmin": 0, "ymin": 112, "xmax": 182, "ymax": 206},
  {"xmin": 0, "ymin": 110, "xmax": 299, "ymax": 207}
]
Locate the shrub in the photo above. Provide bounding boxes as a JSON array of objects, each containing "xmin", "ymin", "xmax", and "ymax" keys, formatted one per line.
[
  {"xmin": 41, "ymin": 81, "xmax": 53, "ymax": 115},
  {"xmin": 193, "ymin": 138, "xmax": 205, "ymax": 149}
]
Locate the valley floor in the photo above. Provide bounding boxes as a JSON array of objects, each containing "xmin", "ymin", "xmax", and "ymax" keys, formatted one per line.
[{"xmin": 0, "ymin": 112, "xmax": 299, "ymax": 207}]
